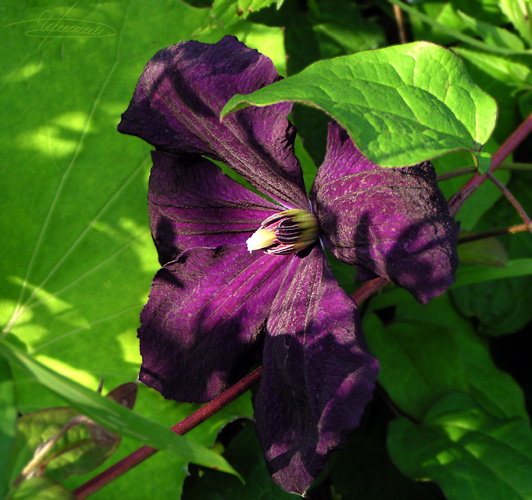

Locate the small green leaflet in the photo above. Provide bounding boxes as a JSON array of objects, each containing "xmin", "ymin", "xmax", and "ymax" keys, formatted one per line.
[{"xmin": 222, "ymin": 41, "xmax": 497, "ymax": 171}]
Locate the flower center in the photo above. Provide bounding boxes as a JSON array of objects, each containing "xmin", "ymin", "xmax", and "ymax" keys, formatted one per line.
[{"xmin": 246, "ymin": 209, "xmax": 319, "ymax": 255}]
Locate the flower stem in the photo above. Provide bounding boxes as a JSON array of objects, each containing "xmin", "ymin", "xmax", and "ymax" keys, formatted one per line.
[
  {"xmin": 448, "ymin": 112, "xmax": 532, "ymax": 217},
  {"xmin": 458, "ymin": 223, "xmax": 532, "ymax": 244},
  {"xmin": 437, "ymin": 166, "xmax": 477, "ymax": 181},
  {"xmin": 72, "ymin": 367, "xmax": 262, "ymax": 500},
  {"xmin": 351, "ymin": 277, "xmax": 390, "ymax": 304},
  {"xmin": 72, "ymin": 278, "xmax": 387, "ymax": 499}
]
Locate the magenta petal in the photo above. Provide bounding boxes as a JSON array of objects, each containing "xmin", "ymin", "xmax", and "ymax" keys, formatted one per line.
[
  {"xmin": 149, "ymin": 150, "xmax": 279, "ymax": 265},
  {"xmin": 118, "ymin": 35, "xmax": 307, "ymax": 208},
  {"xmin": 254, "ymin": 246, "xmax": 379, "ymax": 495},
  {"xmin": 311, "ymin": 123, "xmax": 459, "ymax": 305},
  {"xmin": 139, "ymin": 246, "xmax": 293, "ymax": 403}
]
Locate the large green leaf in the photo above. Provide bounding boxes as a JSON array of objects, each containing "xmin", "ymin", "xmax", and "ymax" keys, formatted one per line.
[
  {"xmin": 0, "ymin": 357, "xmax": 17, "ymax": 499},
  {"xmin": 1, "ymin": 1, "xmax": 280, "ymax": 497},
  {"xmin": 389, "ymin": 393, "xmax": 532, "ymax": 500},
  {"xmin": 222, "ymin": 41, "xmax": 497, "ymax": 169},
  {"xmin": 365, "ymin": 295, "xmax": 528, "ymax": 421},
  {"xmin": 370, "ymin": 258, "xmax": 532, "ymax": 310},
  {"xmin": 0, "ymin": 339, "xmax": 239, "ymax": 478}
]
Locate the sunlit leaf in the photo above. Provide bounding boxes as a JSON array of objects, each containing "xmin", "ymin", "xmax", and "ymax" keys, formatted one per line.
[
  {"xmin": 389, "ymin": 393, "xmax": 532, "ymax": 500},
  {"xmin": 456, "ymin": 10, "xmax": 526, "ymax": 50},
  {"xmin": 454, "ymin": 46, "xmax": 532, "ymax": 91},
  {"xmin": 11, "ymin": 407, "xmax": 118, "ymax": 484},
  {"xmin": 196, "ymin": 0, "xmax": 277, "ymax": 33},
  {"xmin": 390, "ymin": 0, "xmax": 532, "ymax": 55},
  {"xmin": 0, "ymin": 357, "xmax": 17, "ymax": 499},
  {"xmin": 1, "ymin": 1, "xmax": 279, "ymax": 495},
  {"xmin": 222, "ymin": 41, "xmax": 497, "ymax": 169},
  {"xmin": 499, "ymin": 0, "xmax": 532, "ymax": 47}
]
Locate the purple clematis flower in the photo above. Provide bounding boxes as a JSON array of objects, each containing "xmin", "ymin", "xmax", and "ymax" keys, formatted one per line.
[{"xmin": 118, "ymin": 36, "xmax": 458, "ymax": 494}]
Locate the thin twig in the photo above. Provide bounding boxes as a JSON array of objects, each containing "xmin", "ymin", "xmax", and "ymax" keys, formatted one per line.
[
  {"xmin": 393, "ymin": 4, "xmax": 407, "ymax": 44},
  {"xmin": 486, "ymin": 172, "xmax": 532, "ymax": 229},
  {"xmin": 458, "ymin": 223, "xmax": 532, "ymax": 244},
  {"xmin": 447, "ymin": 112, "xmax": 532, "ymax": 217},
  {"xmin": 352, "ymin": 277, "xmax": 390, "ymax": 304},
  {"xmin": 437, "ymin": 166, "xmax": 477, "ymax": 181}
]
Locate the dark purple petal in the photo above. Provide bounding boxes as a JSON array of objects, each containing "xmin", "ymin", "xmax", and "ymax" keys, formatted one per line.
[
  {"xmin": 139, "ymin": 246, "xmax": 293, "ymax": 403},
  {"xmin": 149, "ymin": 150, "xmax": 280, "ymax": 265},
  {"xmin": 118, "ymin": 35, "xmax": 307, "ymax": 208},
  {"xmin": 311, "ymin": 123, "xmax": 459, "ymax": 305},
  {"xmin": 254, "ymin": 246, "xmax": 378, "ymax": 495}
]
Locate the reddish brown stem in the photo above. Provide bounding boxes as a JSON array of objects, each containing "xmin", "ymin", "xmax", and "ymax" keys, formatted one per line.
[
  {"xmin": 448, "ymin": 113, "xmax": 532, "ymax": 217},
  {"xmin": 458, "ymin": 223, "xmax": 532, "ymax": 244},
  {"xmin": 72, "ymin": 367, "xmax": 262, "ymax": 500},
  {"xmin": 486, "ymin": 172, "xmax": 532, "ymax": 229},
  {"xmin": 72, "ymin": 278, "xmax": 387, "ymax": 499},
  {"xmin": 351, "ymin": 277, "xmax": 390, "ymax": 304},
  {"xmin": 393, "ymin": 4, "xmax": 407, "ymax": 44}
]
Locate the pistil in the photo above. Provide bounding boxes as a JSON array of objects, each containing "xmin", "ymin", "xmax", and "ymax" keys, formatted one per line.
[{"xmin": 247, "ymin": 209, "xmax": 319, "ymax": 255}]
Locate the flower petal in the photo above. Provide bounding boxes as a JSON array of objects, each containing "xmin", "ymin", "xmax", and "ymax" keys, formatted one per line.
[
  {"xmin": 148, "ymin": 150, "xmax": 279, "ymax": 265},
  {"xmin": 138, "ymin": 245, "xmax": 292, "ymax": 403},
  {"xmin": 118, "ymin": 35, "xmax": 307, "ymax": 208},
  {"xmin": 254, "ymin": 246, "xmax": 378, "ymax": 495},
  {"xmin": 311, "ymin": 123, "xmax": 459, "ymax": 305}
]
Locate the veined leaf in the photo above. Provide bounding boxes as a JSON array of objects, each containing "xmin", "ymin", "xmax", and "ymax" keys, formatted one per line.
[
  {"xmin": 389, "ymin": 393, "xmax": 532, "ymax": 500},
  {"xmin": 222, "ymin": 41, "xmax": 497, "ymax": 169}
]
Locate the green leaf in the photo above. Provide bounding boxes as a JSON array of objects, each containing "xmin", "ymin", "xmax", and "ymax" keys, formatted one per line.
[
  {"xmin": 222, "ymin": 41, "xmax": 497, "ymax": 168},
  {"xmin": 499, "ymin": 0, "xmax": 532, "ymax": 47},
  {"xmin": 183, "ymin": 422, "xmax": 298, "ymax": 500},
  {"xmin": 11, "ymin": 406, "xmax": 119, "ymax": 484},
  {"xmin": 364, "ymin": 315, "xmax": 468, "ymax": 421},
  {"xmin": 475, "ymin": 150, "xmax": 493, "ymax": 174},
  {"xmin": 457, "ymin": 10, "xmax": 526, "ymax": 50},
  {"xmin": 451, "ymin": 173, "xmax": 532, "ymax": 336},
  {"xmin": 195, "ymin": 20, "xmax": 287, "ymax": 76},
  {"xmin": 196, "ymin": 0, "xmax": 277, "ymax": 32},
  {"xmin": 453, "ymin": 47, "xmax": 532, "ymax": 91},
  {"xmin": 391, "ymin": 0, "xmax": 532, "ymax": 55},
  {"xmin": 458, "ymin": 235, "xmax": 509, "ymax": 267},
  {"xmin": 389, "ymin": 393, "xmax": 532, "ymax": 500},
  {"xmin": 457, "ymin": 258, "xmax": 532, "ymax": 285},
  {"xmin": 371, "ymin": 258, "xmax": 532, "ymax": 310},
  {"xmin": 7, "ymin": 477, "xmax": 75, "ymax": 500},
  {"xmin": 365, "ymin": 295, "xmax": 528, "ymax": 421},
  {"xmin": 0, "ymin": 339, "xmax": 240, "ymax": 479},
  {"xmin": 0, "ymin": 357, "xmax": 17, "ymax": 499},
  {"xmin": 308, "ymin": 0, "xmax": 385, "ymax": 57},
  {"xmin": 1, "ymin": 2, "xmax": 276, "ymax": 496}
]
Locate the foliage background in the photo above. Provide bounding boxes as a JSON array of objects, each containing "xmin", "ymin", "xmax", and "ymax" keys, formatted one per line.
[{"xmin": 1, "ymin": 0, "xmax": 531, "ymax": 499}]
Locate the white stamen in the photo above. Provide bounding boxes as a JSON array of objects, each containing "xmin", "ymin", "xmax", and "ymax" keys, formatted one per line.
[{"xmin": 246, "ymin": 228, "xmax": 276, "ymax": 253}]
